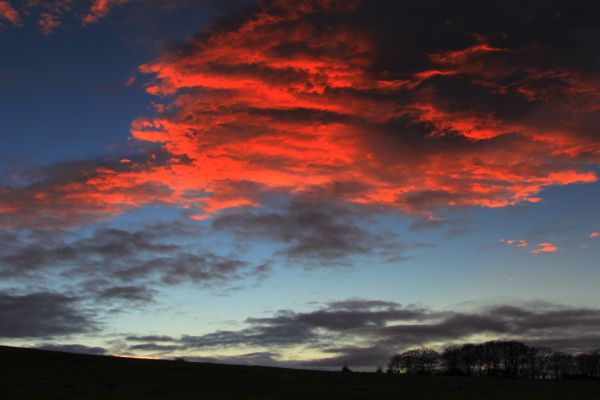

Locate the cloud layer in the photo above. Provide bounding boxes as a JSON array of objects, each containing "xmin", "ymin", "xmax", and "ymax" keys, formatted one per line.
[
  {"xmin": 119, "ymin": 298, "xmax": 600, "ymax": 368},
  {"xmin": 8, "ymin": 297, "xmax": 600, "ymax": 368},
  {"xmin": 1, "ymin": 0, "xmax": 599, "ymax": 227},
  {"xmin": 0, "ymin": 221, "xmax": 269, "ymax": 308}
]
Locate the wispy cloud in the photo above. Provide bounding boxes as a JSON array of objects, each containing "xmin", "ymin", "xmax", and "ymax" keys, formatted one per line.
[
  {"xmin": 501, "ymin": 239, "xmax": 528, "ymax": 248},
  {"xmin": 36, "ymin": 343, "xmax": 107, "ymax": 355}
]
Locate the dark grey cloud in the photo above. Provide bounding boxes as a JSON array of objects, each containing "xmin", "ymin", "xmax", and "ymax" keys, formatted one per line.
[
  {"xmin": 36, "ymin": 343, "xmax": 107, "ymax": 355},
  {"xmin": 0, "ymin": 292, "xmax": 95, "ymax": 338},
  {"xmin": 327, "ymin": 299, "xmax": 405, "ymax": 311},
  {"xmin": 113, "ymin": 252, "xmax": 257, "ymax": 286},
  {"xmin": 246, "ymin": 305, "xmax": 426, "ymax": 334},
  {"xmin": 0, "ymin": 223, "xmax": 184, "ymax": 278},
  {"xmin": 172, "ymin": 299, "xmax": 425, "ymax": 350},
  {"xmin": 0, "ymin": 222, "xmax": 267, "ymax": 299},
  {"xmin": 523, "ymin": 335, "xmax": 600, "ymax": 354},
  {"xmin": 369, "ymin": 305, "xmax": 600, "ymax": 352},
  {"xmin": 126, "ymin": 334, "xmax": 176, "ymax": 342},
  {"xmin": 129, "ymin": 343, "xmax": 183, "ymax": 352},
  {"xmin": 212, "ymin": 197, "xmax": 413, "ymax": 266},
  {"xmin": 409, "ymin": 215, "xmax": 471, "ymax": 237},
  {"xmin": 96, "ymin": 285, "xmax": 156, "ymax": 303},
  {"xmin": 179, "ymin": 325, "xmax": 315, "ymax": 349},
  {"xmin": 1, "ymin": 196, "xmax": 421, "ymax": 328},
  {"xmin": 171, "ymin": 299, "xmax": 422, "ymax": 354},
  {"xmin": 127, "ymin": 299, "xmax": 600, "ymax": 369},
  {"xmin": 183, "ymin": 352, "xmax": 292, "ymax": 368}
]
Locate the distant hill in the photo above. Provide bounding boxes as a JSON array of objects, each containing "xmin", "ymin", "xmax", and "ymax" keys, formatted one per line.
[{"xmin": 1, "ymin": 345, "xmax": 599, "ymax": 399}]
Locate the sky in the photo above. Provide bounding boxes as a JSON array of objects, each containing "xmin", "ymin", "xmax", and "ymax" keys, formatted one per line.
[{"xmin": 1, "ymin": 0, "xmax": 600, "ymax": 369}]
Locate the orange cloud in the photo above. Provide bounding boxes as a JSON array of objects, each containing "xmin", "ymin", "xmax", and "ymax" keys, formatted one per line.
[
  {"xmin": 82, "ymin": 0, "xmax": 129, "ymax": 25},
  {"xmin": 0, "ymin": 1, "xmax": 20, "ymax": 27},
  {"xmin": 502, "ymin": 239, "xmax": 528, "ymax": 248},
  {"xmin": 1, "ymin": 0, "xmax": 599, "ymax": 227},
  {"xmin": 531, "ymin": 243, "xmax": 558, "ymax": 254},
  {"xmin": 590, "ymin": 232, "xmax": 600, "ymax": 238}
]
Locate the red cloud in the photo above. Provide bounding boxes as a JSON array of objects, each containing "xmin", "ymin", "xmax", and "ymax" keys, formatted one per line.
[
  {"xmin": 0, "ymin": 1, "xmax": 20, "ymax": 27},
  {"xmin": 1, "ymin": 0, "xmax": 599, "ymax": 227},
  {"xmin": 82, "ymin": 0, "xmax": 129, "ymax": 25},
  {"xmin": 37, "ymin": 11, "xmax": 62, "ymax": 35},
  {"xmin": 590, "ymin": 232, "xmax": 600, "ymax": 239},
  {"xmin": 0, "ymin": 160, "xmax": 177, "ymax": 228},
  {"xmin": 128, "ymin": 1, "xmax": 598, "ymax": 215},
  {"xmin": 0, "ymin": 0, "xmax": 130, "ymax": 34},
  {"xmin": 30, "ymin": 0, "xmax": 74, "ymax": 35}
]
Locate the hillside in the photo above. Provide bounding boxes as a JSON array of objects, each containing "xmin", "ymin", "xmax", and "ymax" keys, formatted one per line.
[{"xmin": 1, "ymin": 345, "xmax": 599, "ymax": 399}]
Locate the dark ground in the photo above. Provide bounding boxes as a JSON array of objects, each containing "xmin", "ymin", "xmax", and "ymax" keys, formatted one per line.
[{"xmin": 1, "ymin": 345, "xmax": 599, "ymax": 399}]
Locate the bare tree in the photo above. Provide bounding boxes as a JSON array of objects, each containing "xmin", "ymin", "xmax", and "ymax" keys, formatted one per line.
[{"xmin": 548, "ymin": 351, "xmax": 575, "ymax": 380}]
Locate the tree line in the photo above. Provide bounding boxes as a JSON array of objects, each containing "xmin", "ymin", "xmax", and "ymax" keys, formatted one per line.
[{"xmin": 387, "ymin": 341, "xmax": 600, "ymax": 380}]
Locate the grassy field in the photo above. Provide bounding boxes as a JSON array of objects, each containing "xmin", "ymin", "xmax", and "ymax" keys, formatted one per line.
[{"xmin": 1, "ymin": 345, "xmax": 599, "ymax": 399}]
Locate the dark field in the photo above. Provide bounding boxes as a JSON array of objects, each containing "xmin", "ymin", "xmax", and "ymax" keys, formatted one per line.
[{"xmin": 1, "ymin": 346, "xmax": 599, "ymax": 399}]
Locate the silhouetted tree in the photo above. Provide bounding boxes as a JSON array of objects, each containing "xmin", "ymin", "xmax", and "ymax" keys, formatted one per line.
[
  {"xmin": 532, "ymin": 347, "xmax": 553, "ymax": 380},
  {"xmin": 549, "ymin": 351, "xmax": 575, "ymax": 380},
  {"xmin": 387, "ymin": 348, "xmax": 440, "ymax": 375},
  {"xmin": 387, "ymin": 353, "xmax": 401, "ymax": 374},
  {"xmin": 390, "ymin": 342, "xmax": 600, "ymax": 381},
  {"xmin": 341, "ymin": 365, "xmax": 352, "ymax": 373},
  {"xmin": 419, "ymin": 348, "xmax": 440, "ymax": 374},
  {"xmin": 441, "ymin": 345, "xmax": 462, "ymax": 375},
  {"xmin": 456, "ymin": 343, "xmax": 478, "ymax": 376},
  {"xmin": 495, "ymin": 341, "xmax": 529, "ymax": 378},
  {"xmin": 575, "ymin": 350, "xmax": 600, "ymax": 379}
]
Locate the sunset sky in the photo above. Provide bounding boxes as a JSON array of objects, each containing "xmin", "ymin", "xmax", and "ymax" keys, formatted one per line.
[{"xmin": 1, "ymin": 0, "xmax": 600, "ymax": 369}]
